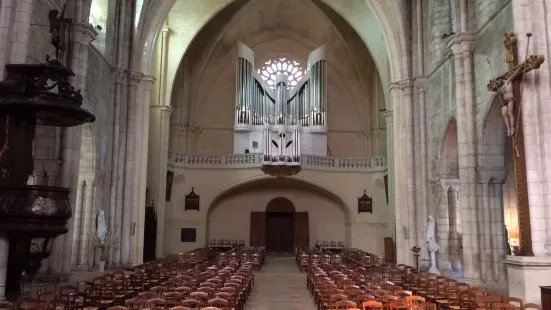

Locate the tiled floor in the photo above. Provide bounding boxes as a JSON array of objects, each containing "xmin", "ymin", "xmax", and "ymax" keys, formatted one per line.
[{"xmin": 245, "ymin": 254, "xmax": 316, "ymax": 310}]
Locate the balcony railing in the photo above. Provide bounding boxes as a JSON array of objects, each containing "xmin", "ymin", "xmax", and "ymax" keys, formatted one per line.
[{"xmin": 168, "ymin": 152, "xmax": 387, "ymax": 172}]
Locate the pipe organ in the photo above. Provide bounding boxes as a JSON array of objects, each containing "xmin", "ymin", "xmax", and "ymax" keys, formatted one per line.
[{"xmin": 234, "ymin": 42, "xmax": 327, "ymax": 166}]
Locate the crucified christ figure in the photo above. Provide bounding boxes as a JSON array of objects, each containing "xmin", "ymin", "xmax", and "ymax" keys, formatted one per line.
[{"xmin": 495, "ymin": 65, "xmax": 523, "ymax": 136}]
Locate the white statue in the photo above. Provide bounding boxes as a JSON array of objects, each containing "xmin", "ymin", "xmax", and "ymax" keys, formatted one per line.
[
  {"xmin": 426, "ymin": 215, "xmax": 440, "ymax": 274},
  {"xmin": 96, "ymin": 210, "xmax": 107, "ymax": 246}
]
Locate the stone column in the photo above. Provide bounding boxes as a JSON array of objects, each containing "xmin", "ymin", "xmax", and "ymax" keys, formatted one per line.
[
  {"xmin": 436, "ymin": 179, "xmax": 451, "ymax": 274},
  {"xmin": 383, "ymin": 111, "xmax": 395, "ymax": 240},
  {"xmin": 119, "ymin": 71, "xmax": 143, "ymax": 266},
  {"xmin": 447, "ymin": 34, "xmax": 479, "ymax": 282},
  {"xmin": 401, "ymin": 80, "xmax": 417, "ymax": 254},
  {"xmin": 415, "ymin": 77, "xmax": 429, "ymax": 252},
  {"xmin": 478, "ymin": 176, "xmax": 492, "ymax": 282},
  {"xmin": 152, "ymin": 105, "xmax": 173, "ymax": 258},
  {"xmin": 0, "ymin": 0, "xmax": 34, "ymax": 77},
  {"xmin": 70, "ymin": 180, "xmax": 86, "ymax": 266},
  {"xmin": 79, "ymin": 180, "xmax": 96, "ymax": 268},
  {"xmin": 489, "ymin": 171, "xmax": 507, "ymax": 283},
  {"xmin": 133, "ymin": 75, "xmax": 156, "ymax": 265},
  {"xmin": 389, "ymin": 83, "xmax": 407, "ymax": 264}
]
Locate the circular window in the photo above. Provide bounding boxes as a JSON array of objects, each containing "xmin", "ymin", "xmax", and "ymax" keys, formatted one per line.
[{"xmin": 258, "ymin": 58, "xmax": 306, "ymax": 90}]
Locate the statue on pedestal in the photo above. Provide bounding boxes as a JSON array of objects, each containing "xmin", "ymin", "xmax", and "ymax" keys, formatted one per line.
[
  {"xmin": 426, "ymin": 215, "xmax": 440, "ymax": 274},
  {"xmin": 96, "ymin": 210, "xmax": 107, "ymax": 246}
]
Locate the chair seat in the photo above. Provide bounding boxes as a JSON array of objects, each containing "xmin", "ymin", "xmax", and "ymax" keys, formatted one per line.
[
  {"xmin": 436, "ymin": 299, "xmax": 449, "ymax": 304},
  {"xmin": 450, "ymin": 306, "xmax": 460, "ymax": 310}
]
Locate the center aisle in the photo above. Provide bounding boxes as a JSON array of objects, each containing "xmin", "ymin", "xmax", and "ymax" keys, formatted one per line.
[{"xmin": 245, "ymin": 255, "xmax": 317, "ymax": 310}]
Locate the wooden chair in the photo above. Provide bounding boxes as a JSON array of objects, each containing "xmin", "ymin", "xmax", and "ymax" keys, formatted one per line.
[
  {"xmin": 107, "ymin": 307, "xmax": 128, "ymax": 310},
  {"xmin": 169, "ymin": 307, "xmax": 190, "ymax": 310},
  {"xmin": 493, "ymin": 303, "xmax": 519, "ymax": 310},
  {"xmin": 125, "ymin": 298, "xmax": 145, "ymax": 310},
  {"xmin": 335, "ymin": 300, "xmax": 357, "ymax": 310},
  {"xmin": 406, "ymin": 296, "xmax": 425, "ymax": 305},
  {"xmin": 522, "ymin": 304, "xmax": 542, "ymax": 310},
  {"xmin": 505, "ymin": 297, "xmax": 524, "ymax": 309},
  {"xmin": 410, "ymin": 302, "xmax": 437, "ymax": 310},
  {"xmin": 362, "ymin": 301, "xmax": 383, "ymax": 310}
]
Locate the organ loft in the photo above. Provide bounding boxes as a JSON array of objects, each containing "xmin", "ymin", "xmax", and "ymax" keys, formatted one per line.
[{"xmin": 233, "ymin": 42, "xmax": 327, "ymax": 165}]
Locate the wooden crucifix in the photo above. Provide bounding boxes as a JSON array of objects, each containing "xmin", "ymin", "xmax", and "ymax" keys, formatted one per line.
[{"xmin": 487, "ymin": 32, "xmax": 545, "ymax": 256}]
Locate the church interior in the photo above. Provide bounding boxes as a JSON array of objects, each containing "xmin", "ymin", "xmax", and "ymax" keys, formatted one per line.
[{"xmin": 0, "ymin": 0, "xmax": 550, "ymax": 309}]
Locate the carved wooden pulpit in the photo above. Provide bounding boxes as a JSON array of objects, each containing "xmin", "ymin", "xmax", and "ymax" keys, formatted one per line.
[{"xmin": 487, "ymin": 33, "xmax": 545, "ymax": 256}]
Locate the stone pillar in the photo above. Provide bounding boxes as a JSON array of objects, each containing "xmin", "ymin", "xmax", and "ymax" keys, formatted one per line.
[
  {"xmin": 383, "ymin": 111, "xmax": 395, "ymax": 240},
  {"xmin": 152, "ymin": 105, "xmax": 173, "ymax": 258},
  {"xmin": 436, "ymin": 180, "xmax": 452, "ymax": 274},
  {"xmin": 415, "ymin": 77, "xmax": 429, "ymax": 252},
  {"xmin": 389, "ymin": 82, "xmax": 407, "ymax": 264},
  {"xmin": 79, "ymin": 180, "xmax": 96, "ymax": 268},
  {"xmin": 133, "ymin": 75, "xmax": 156, "ymax": 265},
  {"xmin": 119, "ymin": 71, "xmax": 143, "ymax": 266},
  {"xmin": 447, "ymin": 34, "xmax": 479, "ymax": 282},
  {"xmin": 70, "ymin": 180, "xmax": 86, "ymax": 266},
  {"xmin": 0, "ymin": 234, "xmax": 7, "ymax": 300},
  {"xmin": 401, "ymin": 80, "xmax": 417, "ymax": 254},
  {"xmin": 478, "ymin": 176, "xmax": 492, "ymax": 282},
  {"xmin": 0, "ymin": 0, "xmax": 34, "ymax": 77}
]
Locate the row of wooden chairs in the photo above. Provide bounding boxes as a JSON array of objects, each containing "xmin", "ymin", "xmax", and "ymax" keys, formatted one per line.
[{"xmin": 2, "ymin": 247, "xmax": 264, "ymax": 310}]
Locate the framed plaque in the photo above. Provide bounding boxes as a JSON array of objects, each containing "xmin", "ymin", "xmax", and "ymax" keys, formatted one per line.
[
  {"xmin": 185, "ymin": 187, "xmax": 200, "ymax": 211},
  {"xmin": 358, "ymin": 190, "xmax": 373, "ymax": 214},
  {"xmin": 165, "ymin": 170, "xmax": 174, "ymax": 202},
  {"xmin": 180, "ymin": 228, "xmax": 197, "ymax": 242}
]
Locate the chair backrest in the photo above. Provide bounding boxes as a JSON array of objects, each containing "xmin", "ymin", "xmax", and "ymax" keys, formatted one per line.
[
  {"xmin": 362, "ymin": 300, "xmax": 383, "ymax": 310},
  {"xmin": 522, "ymin": 304, "xmax": 542, "ymax": 310}
]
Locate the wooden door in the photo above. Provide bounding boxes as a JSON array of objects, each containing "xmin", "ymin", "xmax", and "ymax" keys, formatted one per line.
[
  {"xmin": 294, "ymin": 212, "xmax": 309, "ymax": 250},
  {"xmin": 250, "ymin": 212, "xmax": 266, "ymax": 247},
  {"xmin": 266, "ymin": 213, "xmax": 294, "ymax": 253}
]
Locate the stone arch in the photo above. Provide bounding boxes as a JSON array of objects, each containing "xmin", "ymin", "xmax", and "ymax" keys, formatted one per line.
[
  {"xmin": 440, "ymin": 118, "xmax": 459, "ymax": 178},
  {"xmin": 266, "ymin": 197, "xmax": 296, "ymax": 213},
  {"xmin": 134, "ymin": 0, "xmax": 409, "ymax": 108},
  {"xmin": 206, "ymin": 176, "xmax": 351, "ymax": 247},
  {"xmin": 480, "ymin": 95, "xmax": 507, "ymax": 169},
  {"xmin": 206, "ymin": 175, "xmax": 351, "ymax": 222}
]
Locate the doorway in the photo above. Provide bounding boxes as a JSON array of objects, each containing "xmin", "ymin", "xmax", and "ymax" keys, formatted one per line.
[
  {"xmin": 250, "ymin": 197, "xmax": 309, "ymax": 252},
  {"xmin": 266, "ymin": 212, "xmax": 295, "ymax": 253}
]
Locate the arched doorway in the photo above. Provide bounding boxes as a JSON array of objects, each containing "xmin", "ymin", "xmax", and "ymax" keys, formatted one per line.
[{"xmin": 265, "ymin": 197, "xmax": 296, "ymax": 253}]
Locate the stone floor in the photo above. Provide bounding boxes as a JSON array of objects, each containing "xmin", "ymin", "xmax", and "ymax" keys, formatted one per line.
[{"xmin": 245, "ymin": 254, "xmax": 316, "ymax": 310}]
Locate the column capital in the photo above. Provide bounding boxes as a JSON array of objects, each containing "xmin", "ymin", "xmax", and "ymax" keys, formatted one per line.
[
  {"xmin": 114, "ymin": 68, "xmax": 127, "ymax": 83},
  {"xmin": 161, "ymin": 25, "xmax": 170, "ymax": 33},
  {"xmin": 439, "ymin": 177, "xmax": 459, "ymax": 191},
  {"xmin": 388, "ymin": 82, "xmax": 401, "ymax": 92},
  {"xmin": 414, "ymin": 77, "xmax": 429, "ymax": 92},
  {"xmin": 69, "ymin": 23, "xmax": 98, "ymax": 45},
  {"xmin": 142, "ymin": 75, "xmax": 156, "ymax": 90},
  {"xmin": 128, "ymin": 71, "xmax": 144, "ymax": 85},
  {"xmin": 398, "ymin": 79, "xmax": 414, "ymax": 92},
  {"xmin": 446, "ymin": 33, "xmax": 476, "ymax": 55},
  {"xmin": 476, "ymin": 167, "xmax": 507, "ymax": 184},
  {"xmin": 382, "ymin": 110, "xmax": 393, "ymax": 121},
  {"xmin": 151, "ymin": 105, "xmax": 174, "ymax": 113}
]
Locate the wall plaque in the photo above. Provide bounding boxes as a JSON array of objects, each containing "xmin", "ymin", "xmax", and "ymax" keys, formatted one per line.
[
  {"xmin": 358, "ymin": 190, "xmax": 373, "ymax": 214},
  {"xmin": 185, "ymin": 187, "xmax": 200, "ymax": 211},
  {"xmin": 165, "ymin": 170, "xmax": 174, "ymax": 202},
  {"xmin": 180, "ymin": 228, "xmax": 196, "ymax": 242}
]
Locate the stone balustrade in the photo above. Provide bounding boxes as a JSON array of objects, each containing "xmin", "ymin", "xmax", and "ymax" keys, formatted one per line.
[{"xmin": 168, "ymin": 152, "xmax": 387, "ymax": 172}]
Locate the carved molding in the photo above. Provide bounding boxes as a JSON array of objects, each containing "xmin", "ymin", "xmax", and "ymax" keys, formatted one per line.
[
  {"xmin": 414, "ymin": 77, "xmax": 429, "ymax": 91},
  {"xmin": 128, "ymin": 71, "xmax": 143, "ymax": 86},
  {"xmin": 399, "ymin": 79, "xmax": 414, "ymax": 92},
  {"xmin": 446, "ymin": 33, "xmax": 476, "ymax": 55},
  {"xmin": 439, "ymin": 177, "xmax": 460, "ymax": 191},
  {"xmin": 382, "ymin": 110, "xmax": 393, "ymax": 121},
  {"xmin": 114, "ymin": 69, "xmax": 127, "ymax": 83},
  {"xmin": 69, "ymin": 23, "xmax": 98, "ymax": 45},
  {"xmin": 388, "ymin": 82, "xmax": 401, "ymax": 92},
  {"xmin": 142, "ymin": 75, "xmax": 156, "ymax": 91},
  {"xmin": 477, "ymin": 167, "xmax": 507, "ymax": 184}
]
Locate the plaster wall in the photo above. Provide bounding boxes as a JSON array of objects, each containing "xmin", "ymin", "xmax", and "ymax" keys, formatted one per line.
[
  {"xmin": 163, "ymin": 167, "xmax": 388, "ymax": 255},
  {"xmin": 207, "ymin": 188, "xmax": 346, "ymax": 247}
]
